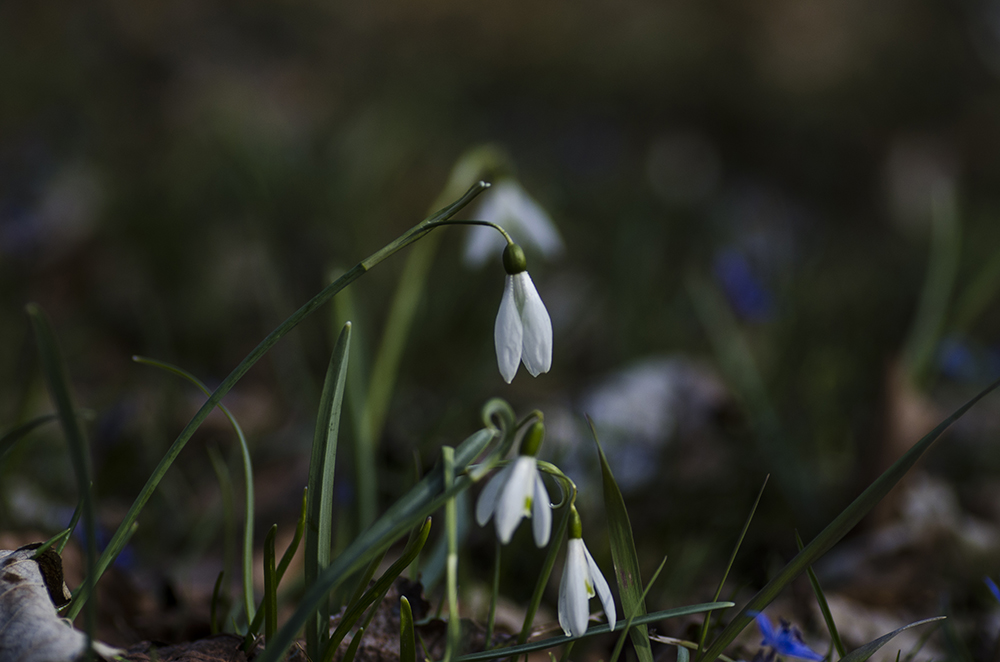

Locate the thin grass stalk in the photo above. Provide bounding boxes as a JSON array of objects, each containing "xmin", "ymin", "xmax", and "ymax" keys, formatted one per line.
[
  {"xmin": 696, "ymin": 476, "xmax": 769, "ymax": 657},
  {"xmin": 27, "ymin": 304, "xmax": 97, "ymax": 659},
  {"xmin": 67, "ymin": 182, "xmax": 488, "ymax": 619},
  {"xmin": 134, "ymin": 356, "xmax": 256, "ymax": 626},
  {"xmin": 211, "ymin": 571, "xmax": 225, "ymax": 636},
  {"xmin": 400, "ymin": 597, "xmax": 416, "ymax": 662},
  {"xmin": 609, "ymin": 557, "xmax": 668, "ymax": 662},
  {"xmin": 795, "ymin": 530, "xmax": 846, "ymax": 659},
  {"xmin": 264, "ymin": 524, "xmax": 278, "ymax": 641},
  {"xmin": 443, "ymin": 446, "xmax": 460, "ymax": 662}
]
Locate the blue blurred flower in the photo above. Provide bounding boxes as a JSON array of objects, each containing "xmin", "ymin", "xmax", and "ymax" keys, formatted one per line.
[
  {"xmin": 752, "ymin": 612, "xmax": 824, "ymax": 662},
  {"xmin": 986, "ymin": 576, "xmax": 1000, "ymax": 603},
  {"xmin": 713, "ymin": 248, "xmax": 774, "ymax": 321}
]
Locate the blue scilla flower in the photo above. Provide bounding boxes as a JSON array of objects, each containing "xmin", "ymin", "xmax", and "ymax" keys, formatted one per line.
[
  {"xmin": 712, "ymin": 248, "xmax": 774, "ymax": 322},
  {"xmin": 985, "ymin": 576, "xmax": 1000, "ymax": 603},
  {"xmin": 752, "ymin": 612, "xmax": 824, "ymax": 662}
]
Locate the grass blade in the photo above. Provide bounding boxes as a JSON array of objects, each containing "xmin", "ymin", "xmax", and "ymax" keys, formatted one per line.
[
  {"xmin": 795, "ymin": 530, "xmax": 845, "ymax": 659},
  {"xmin": 839, "ymin": 617, "xmax": 945, "ymax": 662},
  {"xmin": 589, "ymin": 417, "xmax": 652, "ymax": 662},
  {"xmin": 697, "ymin": 377, "xmax": 1000, "ymax": 662},
  {"xmin": 697, "ymin": 476, "xmax": 769, "ymax": 656},
  {"xmin": 456, "ymin": 602, "xmax": 734, "ymax": 662},
  {"xmin": 263, "ymin": 524, "xmax": 278, "ymax": 641},
  {"xmin": 277, "ymin": 487, "xmax": 308, "ymax": 582},
  {"xmin": 322, "ymin": 517, "xmax": 433, "ymax": 662},
  {"xmin": 211, "ymin": 571, "xmax": 225, "ymax": 636},
  {"xmin": 305, "ymin": 322, "xmax": 352, "ymax": 660},
  {"xmin": 134, "ymin": 355, "xmax": 256, "ymax": 627},
  {"xmin": 256, "ymin": 426, "xmax": 493, "ymax": 662},
  {"xmin": 67, "ymin": 183, "xmax": 487, "ymax": 619},
  {"xmin": 401, "ymin": 596, "xmax": 416, "ymax": 662},
  {"xmin": 610, "ymin": 556, "xmax": 668, "ymax": 662},
  {"xmin": 27, "ymin": 304, "xmax": 97, "ymax": 656},
  {"xmin": 0, "ymin": 413, "xmax": 58, "ymax": 465}
]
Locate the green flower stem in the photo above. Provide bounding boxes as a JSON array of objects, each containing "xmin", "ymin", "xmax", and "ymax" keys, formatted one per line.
[
  {"xmin": 65, "ymin": 182, "xmax": 489, "ymax": 620},
  {"xmin": 485, "ymin": 540, "xmax": 501, "ymax": 650},
  {"xmin": 443, "ymin": 446, "xmax": 460, "ymax": 662}
]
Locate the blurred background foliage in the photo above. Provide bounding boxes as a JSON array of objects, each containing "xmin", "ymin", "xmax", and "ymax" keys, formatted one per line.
[{"xmin": 4, "ymin": 0, "xmax": 1000, "ymax": 656}]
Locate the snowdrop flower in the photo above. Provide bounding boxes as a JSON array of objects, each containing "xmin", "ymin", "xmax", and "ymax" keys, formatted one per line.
[
  {"xmin": 558, "ymin": 508, "xmax": 616, "ymax": 638},
  {"xmin": 464, "ymin": 179, "xmax": 564, "ymax": 268},
  {"xmin": 752, "ymin": 613, "xmax": 824, "ymax": 662},
  {"xmin": 475, "ymin": 420, "xmax": 552, "ymax": 546},
  {"xmin": 495, "ymin": 243, "xmax": 553, "ymax": 383}
]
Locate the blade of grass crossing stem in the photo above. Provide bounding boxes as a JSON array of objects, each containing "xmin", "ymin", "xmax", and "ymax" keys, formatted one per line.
[
  {"xmin": 0, "ymin": 413, "xmax": 58, "ymax": 464},
  {"xmin": 256, "ymin": 428, "xmax": 492, "ymax": 662},
  {"xmin": 698, "ymin": 377, "xmax": 1000, "ymax": 662},
  {"xmin": 322, "ymin": 518, "xmax": 433, "ymax": 662},
  {"xmin": 57, "ymin": 497, "xmax": 85, "ymax": 554},
  {"xmin": 589, "ymin": 417, "xmax": 652, "ymax": 662},
  {"xmin": 69, "ymin": 183, "xmax": 487, "ymax": 619},
  {"xmin": 277, "ymin": 487, "xmax": 308, "ymax": 582},
  {"xmin": 443, "ymin": 447, "xmax": 460, "ymax": 662},
  {"xmin": 32, "ymin": 528, "xmax": 72, "ymax": 559},
  {"xmin": 305, "ymin": 322, "xmax": 352, "ymax": 661},
  {"xmin": 27, "ymin": 304, "xmax": 97, "ymax": 657},
  {"xmin": 400, "ymin": 597, "xmax": 416, "ymax": 662},
  {"xmin": 263, "ymin": 524, "xmax": 277, "ymax": 641},
  {"xmin": 134, "ymin": 356, "xmax": 256, "ymax": 626},
  {"xmin": 839, "ymin": 617, "xmax": 945, "ymax": 662},
  {"xmin": 795, "ymin": 530, "xmax": 845, "ymax": 659},
  {"xmin": 458, "ymin": 603, "xmax": 734, "ymax": 662},
  {"xmin": 211, "ymin": 571, "xmax": 225, "ymax": 635},
  {"xmin": 519, "ymin": 501, "xmax": 573, "ymax": 644},
  {"xmin": 697, "ymin": 476, "xmax": 769, "ymax": 657},
  {"xmin": 610, "ymin": 557, "xmax": 668, "ymax": 662}
]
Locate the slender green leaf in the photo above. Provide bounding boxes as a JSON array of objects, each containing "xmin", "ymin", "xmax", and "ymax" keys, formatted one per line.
[
  {"xmin": 134, "ymin": 355, "xmax": 256, "ymax": 627},
  {"xmin": 400, "ymin": 597, "xmax": 416, "ymax": 662},
  {"xmin": 795, "ymin": 530, "xmax": 845, "ymax": 659},
  {"xmin": 697, "ymin": 476, "xmax": 768, "ymax": 656},
  {"xmin": 610, "ymin": 556, "xmax": 667, "ymax": 662},
  {"xmin": 256, "ymin": 426, "xmax": 493, "ymax": 662},
  {"xmin": 839, "ymin": 617, "xmax": 945, "ymax": 662},
  {"xmin": 341, "ymin": 626, "xmax": 366, "ymax": 662},
  {"xmin": 443, "ymin": 447, "xmax": 460, "ymax": 662},
  {"xmin": 57, "ymin": 499, "xmax": 85, "ymax": 555},
  {"xmin": 698, "ymin": 378, "xmax": 1000, "ymax": 662},
  {"xmin": 211, "ymin": 571, "xmax": 225, "ymax": 636},
  {"xmin": 306, "ymin": 322, "xmax": 352, "ymax": 661},
  {"xmin": 0, "ymin": 413, "xmax": 58, "ymax": 465},
  {"xmin": 32, "ymin": 528, "xmax": 72, "ymax": 559},
  {"xmin": 322, "ymin": 518, "xmax": 433, "ymax": 662},
  {"xmin": 70, "ymin": 182, "xmax": 487, "ymax": 618},
  {"xmin": 263, "ymin": 525, "xmax": 278, "ymax": 641},
  {"xmin": 27, "ymin": 304, "xmax": 97, "ymax": 658},
  {"xmin": 207, "ymin": 446, "xmax": 237, "ymax": 620},
  {"xmin": 589, "ymin": 417, "xmax": 652, "ymax": 662},
  {"xmin": 277, "ymin": 487, "xmax": 308, "ymax": 583},
  {"xmin": 456, "ymin": 603, "xmax": 734, "ymax": 662}
]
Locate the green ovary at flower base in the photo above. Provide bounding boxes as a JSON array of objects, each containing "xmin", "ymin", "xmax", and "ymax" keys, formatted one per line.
[
  {"xmin": 475, "ymin": 419, "xmax": 551, "ymax": 547},
  {"xmin": 558, "ymin": 507, "xmax": 616, "ymax": 638},
  {"xmin": 494, "ymin": 243, "xmax": 553, "ymax": 383}
]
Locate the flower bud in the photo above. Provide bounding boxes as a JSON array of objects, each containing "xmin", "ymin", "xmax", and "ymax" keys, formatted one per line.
[
  {"xmin": 502, "ymin": 243, "xmax": 528, "ymax": 275},
  {"xmin": 520, "ymin": 419, "xmax": 545, "ymax": 457}
]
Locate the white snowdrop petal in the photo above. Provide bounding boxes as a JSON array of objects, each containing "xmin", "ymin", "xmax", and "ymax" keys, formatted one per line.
[
  {"xmin": 514, "ymin": 273, "xmax": 553, "ymax": 377},
  {"xmin": 583, "ymin": 543, "xmax": 616, "ymax": 630},
  {"xmin": 531, "ymin": 470, "xmax": 552, "ymax": 547},
  {"xmin": 494, "ymin": 457, "xmax": 535, "ymax": 544},
  {"xmin": 475, "ymin": 464, "xmax": 513, "ymax": 527},
  {"xmin": 558, "ymin": 539, "xmax": 592, "ymax": 638},
  {"xmin": 494, "ymin": 276, "xmax": 523, "ymax": 383}
]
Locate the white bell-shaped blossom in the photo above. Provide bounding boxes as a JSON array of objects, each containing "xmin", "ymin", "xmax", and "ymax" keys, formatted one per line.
[
  {"xmin": 465, "ymin": 179, "xmax": 564, "ymax": 268},
  {"xmin": 475, "ymin": 456, "xmax": 552, "ymax": 547},
  {"xmin": 558, "ymin": 512, "xmax": 616, "ymax": 638},
  {"xmin": 494, "ymin": 244, "xmax": 552, "ymax": 383}
]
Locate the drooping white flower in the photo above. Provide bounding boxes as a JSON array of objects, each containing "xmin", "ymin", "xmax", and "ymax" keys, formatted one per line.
[
  {"xmin": 475, "ymin": 455, "xmax": 552, "ymax": 547},
  {"xmin": 465, "ymin": 179, "xmax": 564, "ymax": 268},
  {"xmin": 495, "ymin": 244, "xmax": 553, "ymax": 383},
  {"xmin": 558, "ymin": 510, "xmax": 616, "ymax": 638}
]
